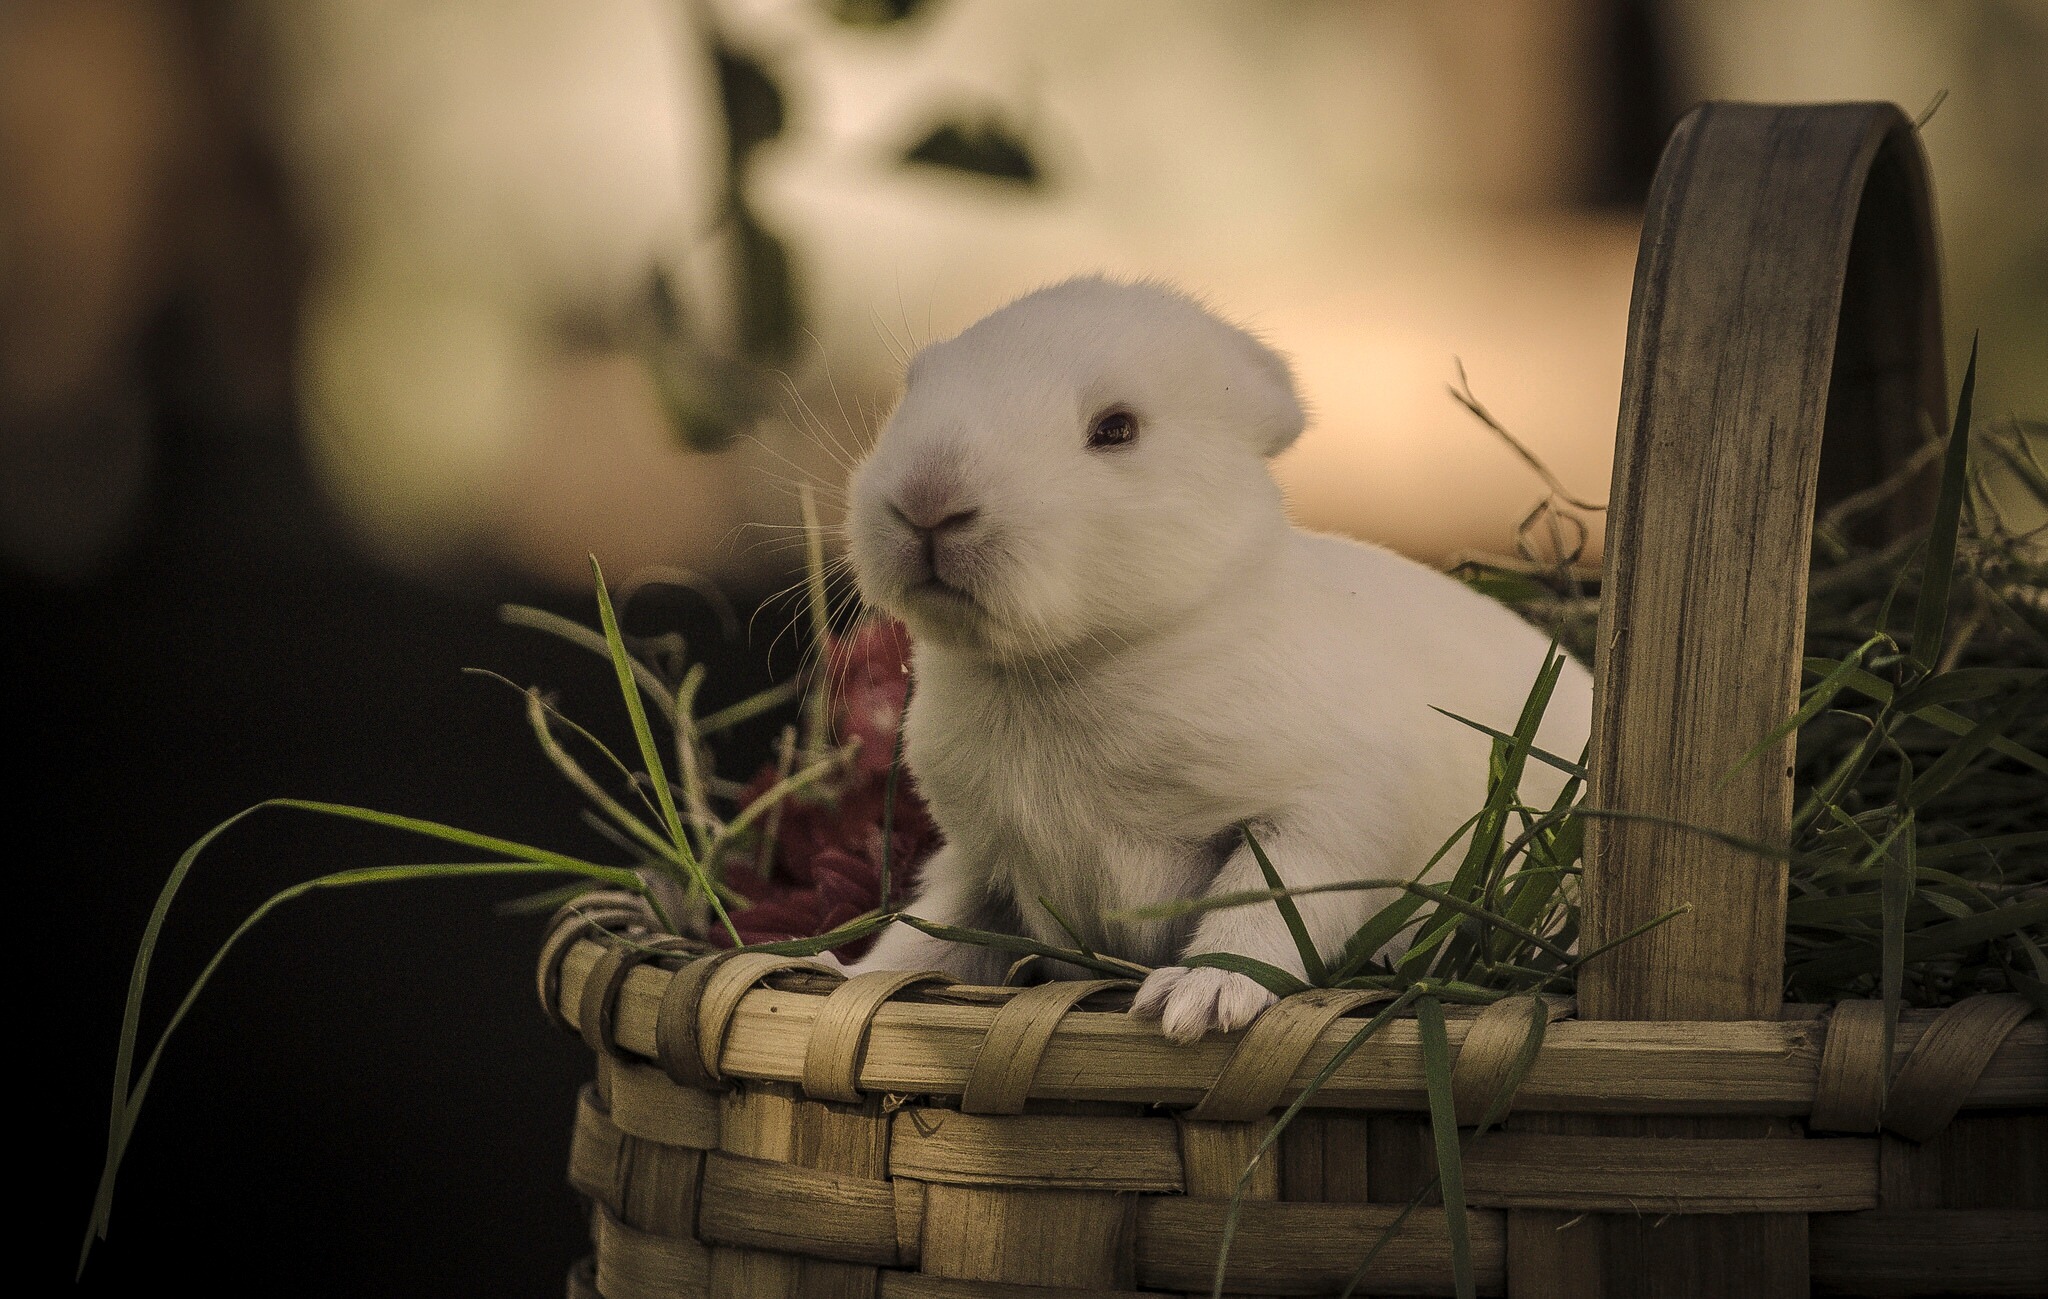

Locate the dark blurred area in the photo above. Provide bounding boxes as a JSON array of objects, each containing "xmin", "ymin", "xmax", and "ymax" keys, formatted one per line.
[
  {"xmin": 6, "ymin": 0, "xmax": 2041, "ymax": 1293},
  {"xmin": 2, "ymin": 8, "xmax": 782, "ymax": 1291}
]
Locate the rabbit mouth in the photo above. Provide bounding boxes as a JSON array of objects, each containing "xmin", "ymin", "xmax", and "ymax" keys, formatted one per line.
[{"xmin": 909, "ymin": 575, "xmax": 977, "ymax": 608}]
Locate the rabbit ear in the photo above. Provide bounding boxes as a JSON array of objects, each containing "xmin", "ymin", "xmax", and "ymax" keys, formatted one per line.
[{"xmin": 1225, "ymin": 326, "xmax": 1305, "ymax": 458}]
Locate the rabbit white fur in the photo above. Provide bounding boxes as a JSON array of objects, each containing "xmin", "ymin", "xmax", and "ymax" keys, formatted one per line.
[{"xmin": 839, "ymin": 277, "xmax": 1591, "ymax": 1042}]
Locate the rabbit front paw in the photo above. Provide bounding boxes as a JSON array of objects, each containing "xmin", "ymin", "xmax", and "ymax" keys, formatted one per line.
[{"xmin": 1130, "ymin": 965, "xmax": 1278, "ymax": 1043}]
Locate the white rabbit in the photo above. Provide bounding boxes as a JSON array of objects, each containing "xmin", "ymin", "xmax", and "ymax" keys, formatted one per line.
[{"xmin": 838, "ymin": 276, "xmax": 1591, "ymax": 1042}]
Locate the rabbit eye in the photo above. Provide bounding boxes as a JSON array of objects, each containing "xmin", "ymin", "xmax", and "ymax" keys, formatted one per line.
[{"xmin": 1087, "ymin": 408, "xmax": 1138, "ymax": 450}]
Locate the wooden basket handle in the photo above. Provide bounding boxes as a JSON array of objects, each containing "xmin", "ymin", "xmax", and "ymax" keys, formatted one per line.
[{"xmin": 1579, "ymin": 102, "xmax": 1947, "ymax": 1021}]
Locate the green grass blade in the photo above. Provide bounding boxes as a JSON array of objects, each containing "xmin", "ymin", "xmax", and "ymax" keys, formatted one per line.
[
  {"xmin": 1207, "ymin": 986, "xmax": 1423, "ymax": 1299},
  {"xmin": 1907, "ymin": 683, "xmax": 2048, "ymax": 809},
  {"xmin": 86, "ymin": 804, "xmax": 263, "ymax": 1274},
  {"xmin": 268, "ymin": 798, "xmax": 651, "ymax": 890},
  {"xmin": 591, "ymin": 557, "xmax": 687, "ymax": 848},
  {"xmin": 1724, "ymin": 636, "xmax": 1890, "ymax": 785},
  {"xmin": 464, "ymin": 667, "xmax": 665, "ymax": 827},
  {"xmin": 1338, "ymin": 1181, "xmax": 1436, "ymax": 1299},
  {"xmin": 1035, "ymin": 895, "xmax": 1097, "ymax": 960},
  {"xmin": 496, "ymin": 881, "xmax": 600, "ymax": 916},
  {"xmin": 1474, "ymin": 995, "xmax": 1552, "ymax": 1134},
  {"xmin": 1910, "ymin": 335, "xmax": 1977, "ymax": 671},
  {"xmin": 894, "ymin": 915, "xmax": 1150, "ymax": 979},
  {"xmin": 1332, "ymin": 891, "xmax": 1430, "ymax": 979},
  {"xmin": 1567, "ymin": 903, "xmax": 1692, "ymax": 974},
  {"xmin": 1415, "ymin": 996, "xmax": 1475, "ymax": 1299},
  {"xmin": 1879, "ymin": 815, "xmax": 1914, "ymax": 1091},
  {"xmin": 1110, "ymin": 878, "xmax": 1453, "ymax": 923},
  {"xmin": 734, "ymin": 911, "xmax": 897, "ymax": 956},
  {"xmin": 1011, "ymin": 905, "xmax": 1096, "ymax": 973},
  {"xmin": 1917, "ymin": 831, "xmax": 2048, "ymax": 864},
  {"xmin": 499, "ymin": 603, "xmax": 676, "ymax": 725},
  {"xmin": 591, "ymin": 556, "xmax": 740, "ymax": 944},
  {"xmin": 1429, "ymin": 707, "xmax": 1588, "ymax": 779},
  {"xmin": 1243, "ymin": 824, "xmax": 1328, "ymax": 985},
  {"xmin": 1412, "ymin": 647, "xmax": 1567, "ymax": 970},
  {"xmin": 1567, "ymin": 806, "xmax": 1791, "ymax": 860},
  {"xmin": 1400, "ymin": 882, "xmax": 1575, "ymax": 965},
  {"xmin": 707, "ymin": 748, "xmax": 844, "ymax": 864},
  {"xmin": 1110, "ymin": 877, "xmax": 1572, "ymax": 968},
  {"xmin": 83, "ymin": 825, "xmax": 647, "ymax": 1277},
  {"xmin": 1180, "ymin": 951, "xmax": 1313, "ymax": 997},
  {"xmin": 1330, "ymin": 810, "xmax": 1486, "ymax": 980},
  {"xmin": 1791, "ymin": 895, "xmax": 2048, "ymax": 984},
  {"xmin": 516, "ymin": 685, "xmax": 680, "ymax": 868},
  {"xmin": 1486, "ymin": 762, "xmax": 1586, "ymax": 956},
  {"xmin": 1917, "ymin": 708, "xmax": 2048, "ymax": 776},
  {"xmin": 1333, "ymin": 996, "xmax": 1549, "ymax": 1297},
  {"xmin": 879, "ymin": 720, "xmax": 905, "ymax": 909},
  {"xmin": 1790, "ymin": 660, "xmax": 2043, "ymax": 774},
  {"xmin": 1793, "ymin": 717, "xmax": 1894, "ymax": 837},
  {"xmin": 697, "ymin": 678, "xmax": 801, "ymax": 736},
  {"xmin": 671, "ymin": 662, "xmax": 718, "ymax": 854},
  {"xmin": 1897, "ymin": 666, "xmax": 2047, "ymax": 712}
]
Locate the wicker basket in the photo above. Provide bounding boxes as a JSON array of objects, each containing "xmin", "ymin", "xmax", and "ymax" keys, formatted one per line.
[{"xmin": 542, "ymin": 102, "xmax": 2048, "ymax": 1298}]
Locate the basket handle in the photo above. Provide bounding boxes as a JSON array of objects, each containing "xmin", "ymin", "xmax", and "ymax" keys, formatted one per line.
[{"xmin": 1579, "ymin": 102, "xmax": 1947, "ymax": 1021}]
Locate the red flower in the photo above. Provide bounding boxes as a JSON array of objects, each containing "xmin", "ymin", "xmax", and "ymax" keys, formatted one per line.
[
  {"xmin": 829, "ymin": 618, "xmax": 913, "ymax": 776},
  {"xmin": 718, "ymin": 618, "xmax": 937, "ymax": 954}
]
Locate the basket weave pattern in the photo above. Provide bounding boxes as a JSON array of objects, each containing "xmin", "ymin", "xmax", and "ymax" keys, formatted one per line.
[
  {"xmin": 546, "ymin": 98, "xmax": 2048, "ymax": 1298},
  {"xmin": 543, "ymin": 906, "xmax": 2046, "ymax": 1298}
]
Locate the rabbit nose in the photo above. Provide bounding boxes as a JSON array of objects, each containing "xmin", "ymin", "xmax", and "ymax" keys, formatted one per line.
[{"xmin": 892, "ymin": 500, "xmax": 979, "ymax": 537}]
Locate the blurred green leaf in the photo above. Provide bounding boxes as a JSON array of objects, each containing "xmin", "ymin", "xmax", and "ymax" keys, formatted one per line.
[
  {"xmin": 1416, "ymin": 996, "xmax": 1475, "ymax": 1299},
  {"xmin": 905, "ymin": 117, "xmax": 1044, "ymax": 186},
  {"xmin": 828, "ymin": 0, "xmax": 937, "ymax": 24},
  {"xmin": 1909, "ymin": 336, "xmax": 1977, "ymax": 670},
  {"xmin": 1243, "ymin": 824, "xmax": 1327, "ymax": 985}
]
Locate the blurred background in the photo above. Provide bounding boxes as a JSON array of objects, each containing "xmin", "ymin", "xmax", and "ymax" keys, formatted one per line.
[{"xmin": 10, "ymin": 1, "xmax": 2042, "ymax": 1293}]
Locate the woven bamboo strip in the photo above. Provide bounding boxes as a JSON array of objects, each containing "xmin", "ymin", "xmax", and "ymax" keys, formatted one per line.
[
  {"xmin": 805, "ymin": 970, "xmax": 956, "ymax": 1103},
  {"xmin": 1367, "ymin": 1114, "xmax": 1438, "ymax": 1205},
  {"xmin": 1881, "ymin": 993, "xmax": 2036, "ymax": 1141},
  {"xmin": 1451, "ymin": 995, "xmax": 1569, "ymax": 1126},
  {"xmin": 538, "ymin": 897, "xmax": 649, "ymax": 1033},
  {"xmin": 696, "ymin": 1149, "xmax": 901, "ymax": 1264},
  {"xmin": 1810, "ymin": 999, "xmax": 1888, "ymax": 1132},
  {"xmin": 796, "ymin": 1257, "xmax": 886, "ymax": 1299},
  {"xmin": 892, "ymin": 1177, "xmax": 926, "ymax": 1266},
  {"xmin": 1136, "ymin": 1197, "xmax": 1507, "ymax": 1295},
  {"xmin": 962, "ymin": 979, "xmax": 1130, "ymax": 1114},
  {"xmin": 566, "ymin": 1255, "xmax": 599, "ymax": 1299},
  {"xmin": 919, "ymin": 1184, "xmax": 1141, "ymax": 1288},
  {"xmin": 1181, "ymin": 1117, "xmax": 1280, "ymax": 1200},
  {"xmin": 553, "ymin": 941, "xmax": 2048, "ymax": 1114},
  {"xmin": 1503, "ymin": 1211, "xmax": 1602, "ymax": 1299},
  {"xmin": 719, "ymin": 1081, "xmax": 891, "ymax": 1176},
  {"xmin": 888, "ymin": 1109, "xmax": 1184, "ymax": 1190},
  {"xmin": 1187, "ymin": 988, "xmax": 1388, "ymax": 1121},
  {"xmin": 1460, "ymin": 1133, "xmax": 1879, "ymax": 1212},
  {"xmin": 1276, "ymin": 1113, "xmax": 1371, "ymax": 1202},
  {"xmin": 567, "ymin": 1085, "xmax": 622, "ymax": 1213},
  {"xmin": 579, "ymin": 935, "xmax": 693, "ymax": 1060},
  {"xmin": 878, "ymin": 1273, "xmax": 1156, "ymax": 1299},
  {"xmin": 707, "ymin": 1246, "xmax": 797, "ymax": 1298},
  {"xmin": 704, "ymin": 1247, "xmax": 879, "ymax": 1299},
  {"xmin": 1879, "ymin": 1111, "xmax": 2048, "ymax": 1209},
  {"xmin": 600, "ymin": 1055, "xmax": 720, "ymax": 1148},
  {"xmin": 1809, "ymin": 1209, "xmax": 2048, "ymax": 1295},
  {"xmin": 615, "ymin": 1140, "xmax": 703, "ymax": 1237},
  {"xmin": 592, "ymin": 1205, "xmax": 710, "ymax": 1299}
]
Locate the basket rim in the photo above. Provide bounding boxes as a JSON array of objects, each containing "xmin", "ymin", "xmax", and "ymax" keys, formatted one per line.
[{"xmin": 545, "ymin": 923, "xmax": 2044, "ymax": 1132}]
